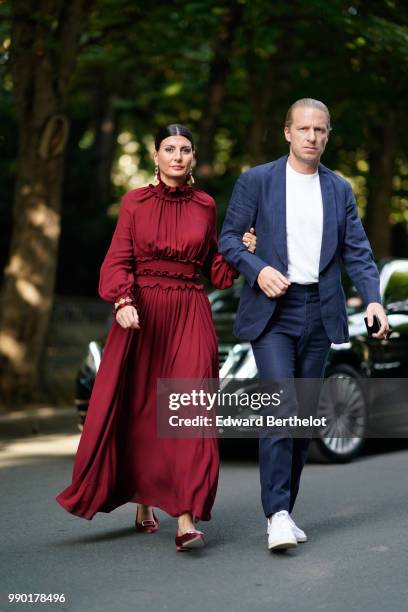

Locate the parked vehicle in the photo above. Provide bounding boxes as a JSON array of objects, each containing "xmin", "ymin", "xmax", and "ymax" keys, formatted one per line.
[
  {"xmin": 75, "ymin": 259, "xmax": 408, "ymax": 463},
  {"xmin": 219, "ymin": 259, "xmax": 408, "ymax": 462}
]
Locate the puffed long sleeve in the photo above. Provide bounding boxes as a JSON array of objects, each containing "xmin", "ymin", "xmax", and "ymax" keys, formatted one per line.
[
  {"xmin": 202, "ymin": 205, "xmax": 239, "ymax": 289},
  {"xmin": 98, "ymin": 194, "xmax": 135, "ymax": 304}
]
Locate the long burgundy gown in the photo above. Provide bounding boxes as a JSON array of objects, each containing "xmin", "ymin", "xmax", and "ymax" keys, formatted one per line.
[{"xmin": 56, "ymin": 179, "xmax": 237, "ymax": 521}]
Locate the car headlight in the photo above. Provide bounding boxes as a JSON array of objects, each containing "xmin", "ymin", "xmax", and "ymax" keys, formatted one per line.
[{"xmin": 84, "ymin": 341, "xmax": 102, "ymax": 373}]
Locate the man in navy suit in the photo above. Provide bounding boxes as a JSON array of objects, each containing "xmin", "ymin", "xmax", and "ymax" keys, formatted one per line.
[{"xmin": 219, "ymin": 98, "xmax": 389, "ymax": 551}]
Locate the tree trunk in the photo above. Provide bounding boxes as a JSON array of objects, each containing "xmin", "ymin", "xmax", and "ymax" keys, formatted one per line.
[
  {"xmin": 195, "ymin": 2, "xmax": 243, "ymax": 187},
  {"xmin": 89, "ymin": 90, "xmax": 119, "ymax": 211},
  {"xmin": 365, "ymin": 113, "xmax": 398, "ymax": 259},
  {"xmin": 247, "ymin": 60, "xmax": 277, "ymax": 165},
  {"xmin": 247, "ymin": 27, "xmax": 293, "ymax": 165},
  {"xmin": 0, "ymin": 0, "xmax": 92, "ymax": 407}
]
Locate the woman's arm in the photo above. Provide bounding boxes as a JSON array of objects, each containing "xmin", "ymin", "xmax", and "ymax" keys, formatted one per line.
[{"xmin": 99, "ymin": 193, "xmax": 136, "ymax": 306}]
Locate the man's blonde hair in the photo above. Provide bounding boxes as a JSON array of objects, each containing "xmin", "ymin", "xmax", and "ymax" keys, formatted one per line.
[{"xmin": 285, "ymin": 98, "xmax": 332, "ymax": 131}]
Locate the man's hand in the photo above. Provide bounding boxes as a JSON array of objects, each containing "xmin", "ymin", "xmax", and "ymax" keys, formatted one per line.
[
  {"xmin": 366, "ymin": 302, "xmax": 389, "ymax": 339},
  {"xmin": 116, "ymin": 305, "xmax": 140, "ymax": 329},
  {"xmin": 257, "ymin": 266, "xmax": 290, "ymax": 298}
]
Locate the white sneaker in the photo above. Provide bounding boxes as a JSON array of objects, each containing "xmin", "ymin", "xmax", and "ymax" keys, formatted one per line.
[
  {"xmin": 267, "ymin": 510, "xmax": 298, "ymax": 550},
  {"xmin": 287, "ymin": 514, "xmax": 307, "ymax": 543},
  {"xmin": 266, "ymin": 512, "xmax": 308, "ymax": 543}
]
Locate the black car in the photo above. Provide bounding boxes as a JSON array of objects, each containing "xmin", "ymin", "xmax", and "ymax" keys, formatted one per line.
[
  {"xmin": 218, "ymin": 259, "xmax": 408, "ymax": 462},
  {"xmin": 75, "ymin": 259, "xmax": 408, "ymax": 463}
]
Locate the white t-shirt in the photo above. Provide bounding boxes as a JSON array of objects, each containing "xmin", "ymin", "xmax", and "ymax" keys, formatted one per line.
[{"xmin": 285, "ymin": 161, "xmax": 323, "ymax": 284}]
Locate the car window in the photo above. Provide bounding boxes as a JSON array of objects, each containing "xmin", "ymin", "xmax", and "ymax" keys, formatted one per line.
[
  {"xmin": 384, "ymin": 269, "xmax": 408, "ymax": 304},
  {"xmin": 211, "ymin": 292, "xmax": 240, "ymax": 314},
  {"xmin": 210, "ymin": 279, "xmax": 243, "ymax": 313}
]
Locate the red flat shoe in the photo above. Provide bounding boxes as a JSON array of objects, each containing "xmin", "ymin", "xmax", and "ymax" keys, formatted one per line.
[
  {"xmin": 135, "ymin": 510, "xmax": 159, "ymax": 533},
  {"xmin": 175, "ymin": 530, "xmax": 205, "ymax": 552}
]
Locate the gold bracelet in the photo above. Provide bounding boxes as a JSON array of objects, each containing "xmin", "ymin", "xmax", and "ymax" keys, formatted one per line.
[{"xmin": 114, "ymin": 296, "xmax": 133, "ymax": 311}]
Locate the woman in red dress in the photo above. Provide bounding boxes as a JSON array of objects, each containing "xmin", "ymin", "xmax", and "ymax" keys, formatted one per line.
[{"xmin": 56, "ymin": 124, "xmax": 255, "ymax": 551}]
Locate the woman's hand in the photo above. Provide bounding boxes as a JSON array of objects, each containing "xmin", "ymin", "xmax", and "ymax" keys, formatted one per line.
[
  {"xmin": 242, "ymin": 227, "xmax": 256, "ymax": 253},
  {"xmin": 115, "ymin": 305, "xmax": 140, "ymax": 329}
]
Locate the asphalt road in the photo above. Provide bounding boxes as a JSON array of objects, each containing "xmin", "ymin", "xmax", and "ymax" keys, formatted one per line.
[{"xmin": 1, "ymin": 426, "xmax": 408, "ymax": 612}]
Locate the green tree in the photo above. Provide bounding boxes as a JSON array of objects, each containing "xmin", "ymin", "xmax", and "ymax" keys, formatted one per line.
[{"xmin": 0, "ymin": 0, "xmax": 93, "ymax": 405}]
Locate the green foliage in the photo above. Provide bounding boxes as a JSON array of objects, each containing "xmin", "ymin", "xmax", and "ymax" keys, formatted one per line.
[{"xmin": 1, "ymin": 0, "xmax": 407, "ymax": 294}]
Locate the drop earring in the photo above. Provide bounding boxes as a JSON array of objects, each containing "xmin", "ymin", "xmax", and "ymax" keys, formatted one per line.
[
  {"xmin": 188, "ymin": 169, "xmax": 195, "ymax": 185},
  {"xmin": 155, "ymin": 165, "xmax": 160, "ymax": 182}
]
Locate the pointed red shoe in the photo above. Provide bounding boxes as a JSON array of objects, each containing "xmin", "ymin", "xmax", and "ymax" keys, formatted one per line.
[
  {"xmin": 135, "ymin": 510, "xmax": 159, "ymax": 533},
  {"xmin": 175, "ymin": 530, "xmax": 205, "ymax": 552}
]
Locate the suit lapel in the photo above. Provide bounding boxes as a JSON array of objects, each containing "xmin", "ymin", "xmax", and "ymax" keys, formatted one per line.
[
  {"xmin": 270, "ymin": 155, "xmax": 288, "ymax": 270},
  {"xmin": 318, "ymin": 165, "xmax": 338, "ymax": 273},
  {"xmin": 268, "ymin": 157, "xmax": 338, "ymax": 274}
]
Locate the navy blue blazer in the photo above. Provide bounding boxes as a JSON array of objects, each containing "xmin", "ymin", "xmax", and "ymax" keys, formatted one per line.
[{"xmin": 219, "ymin": 155, "xmax": 381, "ymax": 343}]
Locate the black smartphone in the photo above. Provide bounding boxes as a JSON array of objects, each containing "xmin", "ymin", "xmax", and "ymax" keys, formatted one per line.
[{"xmin": 364, "ymin": 314, "xmax": 381, "ymax": 336}]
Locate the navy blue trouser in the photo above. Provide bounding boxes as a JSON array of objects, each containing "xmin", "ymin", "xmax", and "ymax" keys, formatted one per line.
[{"xmin": 251, "ymin": 283, "xmax": 331, "ymax": 517}]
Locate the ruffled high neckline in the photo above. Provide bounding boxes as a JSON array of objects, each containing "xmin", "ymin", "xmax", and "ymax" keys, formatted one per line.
[{"xmin": 148, "ymin": 178, "xmax": 193, "ymax": 202}]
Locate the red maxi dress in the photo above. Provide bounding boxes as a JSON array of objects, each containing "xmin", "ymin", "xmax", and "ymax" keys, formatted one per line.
[{"xmin": 56, "ymin": 179, "xmax": 237, "ymax": 521}]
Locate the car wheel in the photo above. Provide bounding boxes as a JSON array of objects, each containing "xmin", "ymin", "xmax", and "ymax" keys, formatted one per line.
[{"xmin": 309, "ymin": 365, "xmax": 367, "ymax": 463}]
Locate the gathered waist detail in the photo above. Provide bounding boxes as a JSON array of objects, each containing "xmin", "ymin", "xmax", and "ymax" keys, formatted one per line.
[
  {"xmin": 136, "ymin": 258, "xmax": 200, "ymax": 279},
  {"xmin": 135, "ymin": 259, "xmax": 203, "ymax": 290}
]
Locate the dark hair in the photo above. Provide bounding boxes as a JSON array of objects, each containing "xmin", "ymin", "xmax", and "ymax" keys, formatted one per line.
[{"xmin": 154, "ymin": 124, "xmax": 195, "ymax": 151}]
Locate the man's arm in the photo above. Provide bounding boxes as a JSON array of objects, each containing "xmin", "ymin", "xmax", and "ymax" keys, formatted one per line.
[
  {"xmin": 219, "ymin": 171, "xmax": 268, "ymax": 287},
  {"xmin": 341, "ymin": 184, "xmax": 381, "ymax": 305},
  {"xmin": 341, "ymin": 183, "xmax": 389, "ymax": 338}
]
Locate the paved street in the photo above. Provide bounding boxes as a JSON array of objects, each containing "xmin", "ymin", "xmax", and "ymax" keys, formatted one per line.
[{"xmin": 1, "ymin": 417, "xmax": 408, "ymax": 612}]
